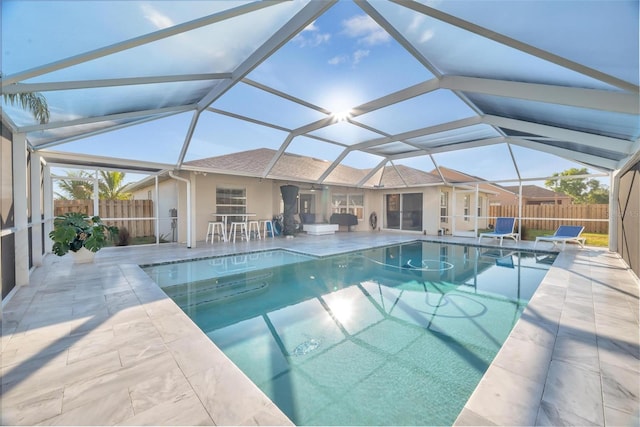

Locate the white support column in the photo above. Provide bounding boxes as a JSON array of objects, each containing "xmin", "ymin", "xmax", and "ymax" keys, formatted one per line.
[
  {"xmin": 93, "ymin": 170, "xmax": 99, "ymax": 216},
  {"xmin": 12, "ymin": 133, "xmax": 29, "ymax": 286},
  {"xmin": 30, "ymin": 152, "xmax": 43, "ymax": 266},
  {"xmin": 474, "ymin": 184, "xmax": 479, "ymax": 237},
  {"xmin": 451, "ymin": 186, "xmax": 457, "ymax": 235},
  {"xmin": 608, "ymin": 172, "xmax": 617, "ymax": 252},
  {"xmin": 43, "ymin": 163, "xmax": 53, "ymax": 254},
  {"xmin": 154, "ymin": 175, "xmax": 160, "ymax": 245},
  {"xmin": 189, "ymin": 172, "xmax": 197, "ymax": 248},
  {"xmin": 518, "ymin": 184, "xmax": 523, "ymax": 237}
]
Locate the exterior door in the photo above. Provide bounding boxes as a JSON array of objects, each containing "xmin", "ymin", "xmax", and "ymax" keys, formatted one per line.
[
  {"xmin": 385, "ymin": 193, "xmax": 423, "ymax": 231},
  {"xmin": 452, "ymin": 190, "xmax": 477, "ymax": 237}
]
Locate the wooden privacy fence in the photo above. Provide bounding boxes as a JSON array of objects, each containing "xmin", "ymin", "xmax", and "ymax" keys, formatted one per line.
[
  {"xmin": 54, "ymin": 200, "xmax": 154, "ymax": 238},
  {"xmin": 489, "ymin": 204, "xmax": 609, "ymax": 234}
]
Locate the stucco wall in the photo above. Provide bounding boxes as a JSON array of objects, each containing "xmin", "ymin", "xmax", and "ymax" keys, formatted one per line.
[
  {"xmin": 194, "ymin": 174, "xmax": 276, "ymax": 241},
  {"xmin": 130, "ymin": 175, "xmax": 501, "ymax": 242}
]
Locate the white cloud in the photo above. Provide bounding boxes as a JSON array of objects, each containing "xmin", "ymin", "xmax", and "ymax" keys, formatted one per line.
[
  {"xmin": 293, "ymin": 20, "xmax": 331, "ymax": 47},
  {"xmin": 408, "ymin": 15, "xmax": 426, "ymax": 33},
  {"xmin": 303, "ymin": 21, "xmax": 319, "ymax": 32},
  {"xmin": 420, "ymin": 29, "xmax": 435, "ymax": 44},
  {"xmin": 141, "ymin": 3, "xmax": 174, "ymax": 29},
  {"xmin": 352, "ymin": 49, "xmax": 370, "ymax": 64},
  {"xmin": 328, "ymin": 54, "xmax": 349, "ymax": 65},
  {"xmin": 342, "ymin": 14, "xmax": 390, "ymax": 46},
  {"xmin": 328, "ymin": 49, "xmax": 370, "ymax": 67}
]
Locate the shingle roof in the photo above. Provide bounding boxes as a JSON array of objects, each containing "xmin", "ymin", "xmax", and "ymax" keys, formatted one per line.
[
  {"xmin": 185, "ymin": 148, "xmax": 448, "ymax": 188},
  {"xmin": 379, "ymin": 165, "xmax": 442, "ymax": 187},
  {"xmin": 503, "ymin": 185, "xmax": 570, "ymax": 199},
  {"xmin": 185, "ymin": 148, "xmax": 367, "ymax": 185}
]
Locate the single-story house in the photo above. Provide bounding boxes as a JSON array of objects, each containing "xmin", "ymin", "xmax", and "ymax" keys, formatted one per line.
[{"xmin": 128, "ymin": 148, "xmax": 496, "ymax": 244}]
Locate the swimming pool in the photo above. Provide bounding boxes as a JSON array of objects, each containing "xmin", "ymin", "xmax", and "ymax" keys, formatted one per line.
[{"xmin": 143, "ymin": 241, "xmax": 556, "ymax": 425}]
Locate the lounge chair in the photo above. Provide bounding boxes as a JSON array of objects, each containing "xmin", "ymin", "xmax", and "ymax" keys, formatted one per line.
[
  {"xmin": 533, "ymin": 225, "xmax": 585, "ymax": 250},
  {"xmin": 478, "ymin": 217, "xmax": 519, "ymax": 246}
]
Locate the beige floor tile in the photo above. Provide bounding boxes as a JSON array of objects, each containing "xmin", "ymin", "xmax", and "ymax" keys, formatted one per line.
[
  {"xmin": 42, "ymin": 388, "xmax": 133, "ymax": 426},
  {"xmin": 117, "ymin": 393, "xmax": 214, "ymax": 426},
  {"xmin": 61, "ymin": 351, "xmax": 175, "ymax": 412},
  {"xmin": 463, "ymin": 364, "xmax": 545, "ymax": 426},
  {"xmin": 1, "ymin": 387, "xmax": 63, "ymax": 425},
  {"xmin": 541, "ymin": 359, "xmax": 604, "ymax": 425},
  {"xmin": 129, "ymin": 366, "xmax": 192, "ymax": 413}
]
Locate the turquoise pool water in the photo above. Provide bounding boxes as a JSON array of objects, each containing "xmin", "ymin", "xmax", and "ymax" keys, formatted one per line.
[{"xmin": 143, "ymin": 242, "xmax": 556, "ymax": 426}]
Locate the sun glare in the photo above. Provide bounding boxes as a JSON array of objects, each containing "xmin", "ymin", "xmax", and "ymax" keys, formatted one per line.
[
  {"xmin": 333, "ymin": 110, "xmax": 352, "ymax": 121},
  {"xmin": 329, "ymin": 297, "xmax": 353, "ymax": 324},
  {"xmin": 322, "ymin": 90, "xmax": 359, "ymax": 121}
]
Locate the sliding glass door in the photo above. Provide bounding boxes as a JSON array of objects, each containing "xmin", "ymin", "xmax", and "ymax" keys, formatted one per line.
[{"xmin": 385, "ymin": 193, "xmax": 423, "ymax": 231}]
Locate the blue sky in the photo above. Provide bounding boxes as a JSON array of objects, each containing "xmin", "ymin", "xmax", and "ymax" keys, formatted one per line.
[{"xmin": 4, "ymin": 0, "xmax": 621, "ymax": 186}]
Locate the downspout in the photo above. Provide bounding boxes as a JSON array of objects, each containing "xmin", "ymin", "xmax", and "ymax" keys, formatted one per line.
[{"xmin": 168, "ymin": 171, "xmax": 192, "ymax": 248}]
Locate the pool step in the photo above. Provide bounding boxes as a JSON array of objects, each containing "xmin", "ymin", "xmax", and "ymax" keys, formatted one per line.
[{"xmin": 162, "ymin": 272, "xmax": 272, "ymax": 307}]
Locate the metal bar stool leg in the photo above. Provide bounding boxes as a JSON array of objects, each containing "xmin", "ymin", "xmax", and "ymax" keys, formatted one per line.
[
  {"xmin": 206, "ymin": 222, "xmax": 214, "ymax": 243},
  {"xmin": 248, "ymin": 220, "xmax": 261, "ymax": 240},
  {"xmin": 260, "ymin": 219, "xmax": 274, "ymax": 238}
]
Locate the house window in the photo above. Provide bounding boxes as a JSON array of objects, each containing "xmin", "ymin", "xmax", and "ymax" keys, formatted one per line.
[
  {"xmin": 216, "ymin": 187, "xmax": 246, "ymax": 222},
  {"xmin": 332, "ymin": 193, "xmax": 363, "ymax": 220},
  {"xmin": 464, "ymin": 195, "xmax": 470, "ymax": 221},
  {"xmin": 440, "ymin": 191, "xmax": 448, "ymax": 223}
]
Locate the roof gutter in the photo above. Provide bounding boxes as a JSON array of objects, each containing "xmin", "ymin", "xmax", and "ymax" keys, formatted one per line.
[{"xmin": 168, "ymin": 171, "xmax": 192, "ymax": 248}]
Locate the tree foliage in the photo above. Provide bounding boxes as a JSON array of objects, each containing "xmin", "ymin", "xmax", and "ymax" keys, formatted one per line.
[
  {"xmin": 544, "ymin": 168, "xmax": 609, "ymax": 204},
  {"xmin": 55, "ymin": 171, "xmax": 94, "ymax": 200},
  {"xmin": 1, "ymin": 74, "xmax": 50, "ymax": 124},
  {"xmin": 56, "ymin": 171, "xmax": 132, "ymax": 200},
  {"xmin": 99, "ymin": 171, "xmax": 131, "ymax": 200}
]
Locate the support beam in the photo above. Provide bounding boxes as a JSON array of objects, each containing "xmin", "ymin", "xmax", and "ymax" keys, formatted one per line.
[
  {"xmin": 2, "ymin": 2, "xmax": 278, "ymax": 86},
  {"xmin": 20, "ymin": 105, "xmax": 193, "ymax": 133},
  {"xmin": 484, "ymin": 115, "xmax": 632, "ymax": 155},
  {"xmin": 30, "ymin": 152, "xmax": 43, "ymax": 266},
  {"xmin": 196, "ymin": 1, "xmax": 337, "ymax": 111},
  {"xmin": 12, "ymin": 133, "xmax": 29, "ymax": 287},
  {"xmin": 3, "ymin": 74, "xmax": 231, "ymax": 94},
  {"xmin": 393, "ymin": 0, "xmax": 639, "ymax": 93},
  {"xmin": 440, "ymin": 75, "xmax": 639, "ymax": 115},
  {"xmin": 507, "ymin": 137, "xmax": 619, "ymax": 170},
  {"xmin": 356, "ymin": 159, "xmax": 388, "ymax": 187},
  {"xmin": 43, "ymin": 164, "xmax": 53, "ymax": 255}
]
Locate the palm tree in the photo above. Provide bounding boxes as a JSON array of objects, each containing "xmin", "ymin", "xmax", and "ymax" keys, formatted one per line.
[
  {"xmin": 55, "ymin": 171, "xmax": 94, "ymax": 200},
  {"xmin": 1, "ymin": 74, "xmax": 50, "ymax": 124},
  {"xmin": 99, "ymin": 171, "xmax": 132, "ymax": 200}
]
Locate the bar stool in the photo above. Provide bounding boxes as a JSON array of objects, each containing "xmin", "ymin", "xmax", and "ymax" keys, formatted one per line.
[
  {"xmin": 260, "ymin": 219, "xmax": 275, "ymax": 238},
  {"xmin": 229, "ymin": 221, "xmax": 248, "ymax": 243},
  {"xmin": 206, "ymin": 221, "xmax": 226, "ymax": 243},
  {"xmin": 247, "ymin": 220, "xmax": 261, "ymax": 240}
]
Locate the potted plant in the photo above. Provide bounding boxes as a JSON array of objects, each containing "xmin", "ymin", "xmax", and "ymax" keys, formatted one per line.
[{"xmin": 49, "ymin": 212, "xmax": 119, "ymax": 263}]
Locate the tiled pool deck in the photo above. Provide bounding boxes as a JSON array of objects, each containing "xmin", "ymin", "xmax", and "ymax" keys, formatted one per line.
[{"xmin": 1, "ymin": 232, "xmax": 638, "ymax": 426}]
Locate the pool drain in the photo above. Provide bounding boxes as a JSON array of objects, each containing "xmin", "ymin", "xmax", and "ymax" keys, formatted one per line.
[{"xmin": 292, "ymin": 338, "xmax": 320, "ymax": 356}]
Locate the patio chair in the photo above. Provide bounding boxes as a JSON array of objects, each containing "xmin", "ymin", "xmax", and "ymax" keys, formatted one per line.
[
  {"xmin": 533, "ymin": 225, "xmax": 585, "ymax": 250},
  {"xmin": 478, "ymin": 217, "xmax": 519, "ymax": 246}
]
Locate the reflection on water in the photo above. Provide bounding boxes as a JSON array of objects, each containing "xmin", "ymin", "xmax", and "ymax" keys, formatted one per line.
[{"xmin": 145, "ymin": 242, "xmax": 556, "ymax": 426}]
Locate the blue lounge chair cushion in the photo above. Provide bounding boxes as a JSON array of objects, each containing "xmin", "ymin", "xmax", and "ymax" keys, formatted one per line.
[
  {"xmin": 478, "ymin": 217, "xmax": 519, "ymax": 246},
  {"xmin": 534, "ymin": 225, "xmax": 586, "ymax": 249}
]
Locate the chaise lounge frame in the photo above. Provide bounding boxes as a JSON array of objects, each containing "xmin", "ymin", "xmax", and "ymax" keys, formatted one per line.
[
  {"xmin": 533, "ymin": 225, "xmax": 586, "ymax": 250},
  {"xmin": 478, "ymin": 217, "xmax": 519, "ymax": 246}
]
